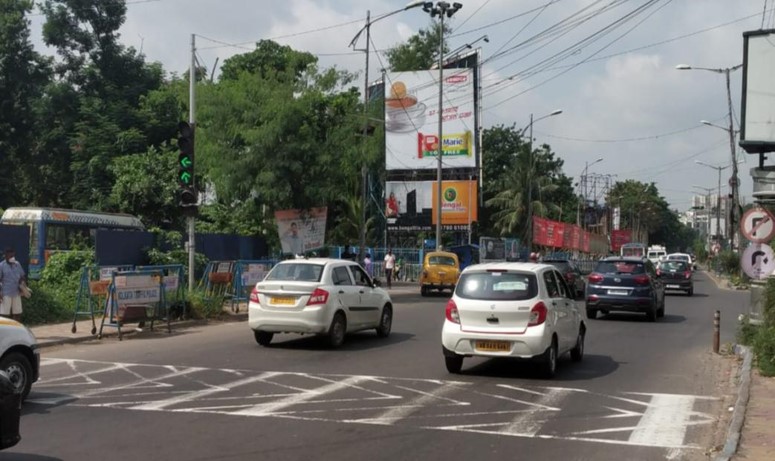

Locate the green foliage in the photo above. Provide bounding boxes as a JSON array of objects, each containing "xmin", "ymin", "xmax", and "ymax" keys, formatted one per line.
[
  {"xmin": 23, "ymin": 250, "xmax": 94, "ymax": 325},
  {"xmin": 740, "ymin": 278, "xmax": 775, "ymax": 376},
  {"xmin": 146, "ymin": 248, "xmax": 208, "ymax": 281},
  {"xmin": 386, "ymin": 22, "xmax": 450, "ymax": 71},
  {"xmin": 716, "ymin": 250, "xmax": 740, "ymax": 275},
  {"xmin": 185, "ymin": 290, "xmax": 225, "ymax": 320}
]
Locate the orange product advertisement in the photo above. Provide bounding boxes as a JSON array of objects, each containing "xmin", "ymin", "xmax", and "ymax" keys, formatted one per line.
[{"xmin": 431, "ymin": 180, "xmax": 478, "ymax": 225}]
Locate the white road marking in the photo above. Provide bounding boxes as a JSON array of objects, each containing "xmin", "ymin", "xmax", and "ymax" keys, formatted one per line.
[
  {"xmin": 500, "ymin": 387, "xmax": 569, "ymax": 436},
  {"xmin": 628, "ymin": 394, "xmax": 698, "ymax": 447},
  {"xmin": 351, "ymin": 382, "xmax": 464, "ymax": 425}
]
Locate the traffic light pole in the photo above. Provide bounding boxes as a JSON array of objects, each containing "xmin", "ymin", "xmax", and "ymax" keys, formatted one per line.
[{"xmin": 188, "ymin": 33, "xmax": 196, "ymax": 292}]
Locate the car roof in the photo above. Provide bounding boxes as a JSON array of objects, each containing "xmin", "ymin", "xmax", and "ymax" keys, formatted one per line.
[
  {"xmin": 426, "ymin": 251, "xmax": 458, "ymax": 257},
  {"xmin": 462, "ymin": 262, "xmax": 554, "ymax": 274},
  {"xmin": 601, "ymin": 256, "xmax": 647, "ymax": 262},
  {"xmin": 276, "ymin": 258, "xmax": 352, "ymax": 265}
]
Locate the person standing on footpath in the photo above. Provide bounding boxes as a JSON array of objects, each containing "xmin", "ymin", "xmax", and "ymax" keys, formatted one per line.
[
  {"xmin": 0, "ymin": 247, "xmax": 26, "ymax": 323},
  {"xmin": 363, "ymin": 253, "xmax": 373, "ymax": 278},
  {"xmin": 384, "ymin": 249, "xmax": 396, "ymax": 288}
]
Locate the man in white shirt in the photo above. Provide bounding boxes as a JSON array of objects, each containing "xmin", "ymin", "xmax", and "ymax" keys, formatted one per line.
[{"xmin": 384, "ymin": 249, "xmax": 396, "ymax": 288}]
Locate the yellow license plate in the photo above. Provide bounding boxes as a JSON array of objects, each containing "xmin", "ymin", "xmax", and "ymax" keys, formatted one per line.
[
  {"xmin": 270, "ymin": 296, "xmax": 295, "ymax": 305},
  {"xmin": 476, "ymin": 340, "xmax": 511, "ymax": 352}
]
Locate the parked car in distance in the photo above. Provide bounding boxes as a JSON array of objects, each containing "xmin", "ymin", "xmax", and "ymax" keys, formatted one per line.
[
  {"xmin": 0, "ymin": 318, "xmax": 40, "ymax": 401},
  {"xmin": 585, "ymin": 257, "xmax": 666, "ymax": 322},
  {"xmin": 248, "ymin": 259, "xmax": 393, "ymax": 348},
  {"xmin": 666, "ymin": 252, "xmax": 695, "ymax": 270},
  {"xmin": 657, "ymin": 260, "xmax": 693, "ymax": 296},
  {"xmin": 441, "ymin": 263, "xmax": 587, "ymax": 378},
  {"xmin": 420, "ymin": 251, "xmax": 460, "ymax": 296},
  {"xmin": 541, "ymin": 258, "xmax": 585, "ymax": 298}
]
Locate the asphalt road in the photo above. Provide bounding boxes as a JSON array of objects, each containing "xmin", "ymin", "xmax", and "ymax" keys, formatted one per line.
[{"xmin": 5, "ymin": 272, "xmax": 748, "ymax": 461}]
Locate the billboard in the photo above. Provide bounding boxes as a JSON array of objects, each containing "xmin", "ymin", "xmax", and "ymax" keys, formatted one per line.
[
  {"xmin": 384, "ymin": 69, "xmax": 476, "ymax": 170},
  {"xmin": 275, "ymin": 207, "xmax": 327, "ymax": 255},
  {"xmin": 385, "ymin": 180, "xmax": 477, "ymax": 230},
  {"xmin": 740, "ymin": 29, "xmax": 775, "ymax": 154}
]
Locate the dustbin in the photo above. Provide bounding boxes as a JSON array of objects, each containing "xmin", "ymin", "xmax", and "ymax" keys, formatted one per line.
[{"xmin": 0, "ymin": 370, "xmax": 21, "ymax": 450}]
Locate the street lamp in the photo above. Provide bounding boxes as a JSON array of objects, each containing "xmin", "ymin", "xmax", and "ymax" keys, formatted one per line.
[
  {"xmin": 695, "ymin": 160, "xmax": 730, "ymax": 248},
  {"xmin": 677, "ymin": 63, "xmax": 742, "ymax": 250},
  {"xmin": 350, "ymin": 1, "xmax": 425, "ymax": 261},
  {"xmin": 422, "ymin": 1, "xmax": 463, "ymax": 251},
  {"xmin": 522, "ymin": 109, "xmax": 563, "ymax": 252},
  {"xmin": 577, "ymin": 157, "xmax": 603, "ymax": 228}
]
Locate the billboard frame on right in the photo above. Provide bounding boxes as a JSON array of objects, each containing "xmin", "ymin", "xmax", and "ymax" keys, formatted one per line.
[{"xmin": 740, "ymin": 28, "xmax": 775, "ymax": 155}]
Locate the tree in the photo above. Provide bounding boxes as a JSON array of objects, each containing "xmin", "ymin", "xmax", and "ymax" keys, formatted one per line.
[
  {"xmin": 0, "ymin": 0, "xmax": 51, "ymax": 207},
  {"xmin": 386, "ymin": 22, "xmax": 451, "ymax": 71}
]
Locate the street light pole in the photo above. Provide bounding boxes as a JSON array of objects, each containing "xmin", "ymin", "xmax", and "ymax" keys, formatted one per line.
[
  {"xmin": 522, "ymin": 109, "xmax": 562, "ymax": 253},
  {"xmin": 676, "ymin": 63, "xmax": 742, "ymax": 250}
]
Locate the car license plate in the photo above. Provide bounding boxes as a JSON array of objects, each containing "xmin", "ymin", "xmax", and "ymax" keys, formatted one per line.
[
  {"xmin": 475, "ymin": 340, "xmax": 510, "ymax": 352},
  {"xmin": 666, "ymin": 284, "xmax": 680, "ymax": 289},
  {"xmin": 607, "ymin": 289, "xmax": 628, "ymax": 296},
  {"xmin": 270, "ymin": 296, "xmax": 295, "ymax": 305}
]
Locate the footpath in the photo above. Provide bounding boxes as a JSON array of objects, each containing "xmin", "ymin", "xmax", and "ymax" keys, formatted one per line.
[
  {"xmin": 26, "ymin": 277, "xmax": 772, "ymax": 459},
  {"xmin": 703, "ymin": 270, "xmax": 774, "ymax": 461}
]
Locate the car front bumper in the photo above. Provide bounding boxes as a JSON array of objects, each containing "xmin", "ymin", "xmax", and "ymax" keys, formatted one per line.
[{"xmin": 441, "ymin": 320, "xmax": 551, "ymax": 359}]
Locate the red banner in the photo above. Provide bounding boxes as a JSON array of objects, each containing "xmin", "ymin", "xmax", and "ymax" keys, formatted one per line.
[
  {"xmin": 545, "ymin": 221, "xmax": 565, "ymax": 248},
  {"xmin": 610, "ymin": 229, "xmax": 632, "ymax": 253},
  {"xmin": 582, "ymin": 232, "xmax": 590, "ymax": 253}
]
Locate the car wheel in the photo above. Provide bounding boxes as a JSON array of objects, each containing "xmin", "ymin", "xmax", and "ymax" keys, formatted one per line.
[
  {"xmin": 646, "ymin": 304, "xmax": 657, "ymax": 322},
  {"xmin": 540, "ymin": 338, "xmax": 558, "ymax": 379},
  {"xmin": 376, "ymin": 305, "xmax": 393, "ymax": 338},
  {"xmin": 445, "ymin": 355, "xmax": 464, "ymax": 374},
  {"xmin": 586, "ymin": 307, "xmax": 597, "ymax": 319},
  {"xmin": 254, "ymin": 331, "xmax": 273, "ymax": 346},
  {"xmin": 327, "ymin": 312, "xmax": 347, "ymax": 348},
  {"xmin": 420, "ymin": 286, "xmax": 428, "ymax": 297},
  {"xmin": 687, "ymin": 287, "xmax": 693, "ymax": 297},
  {"xmin": 570, "ymin": 327, "xmax": 585, "ymax": 362},
  {"xmin": 0, "ymin": 352, "xmax": 33, "ymax": 401}
]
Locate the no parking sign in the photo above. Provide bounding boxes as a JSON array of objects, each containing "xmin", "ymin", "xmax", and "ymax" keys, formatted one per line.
[{"xmin": 741, "ymin": 208, "xmax": 775, "ymax": 243}]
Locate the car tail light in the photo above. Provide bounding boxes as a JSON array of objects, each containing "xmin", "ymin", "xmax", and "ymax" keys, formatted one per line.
[
  {"xmin": 528, "ymin": 302, "xmax": 547, "ymax": 326},
  {"xmin": 250, "ymin": 288, "xmax": 260, "ymax": 303},
  {"xmin": 634, "ymin": 274, "xmax": 650, "ymax": 286},
  {"xmin": 306, "ymin": 288, "xmax": 329, "ymax": 306},
  {"xmin": 588, "ymin": 273, "xmax": 604, "ymax": 284},
  {"xmin": 684, "ymin": 271, "xmax": 692, "ymax": 279},
  {"xmin": 445, "ymin": 299, "xmax": 460, "ymax": 324}
]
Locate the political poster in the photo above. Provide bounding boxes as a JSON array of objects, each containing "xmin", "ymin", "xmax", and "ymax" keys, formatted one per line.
[{"xmin": 275, "ymin": 207, "xmax": 327, "ymax": 255}]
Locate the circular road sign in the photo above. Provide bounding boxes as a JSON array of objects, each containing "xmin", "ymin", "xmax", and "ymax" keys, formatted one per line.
[
  {"xmin": 740, "ymin": 207, "xmax": 775, "ymax": 243},
  {"xmin": 729, "ymin": 175, "xmax": 739, "ymax": 188},
  {"xmin": 742, "ymin": 243, "xmax": 775, "ymax": 280}
]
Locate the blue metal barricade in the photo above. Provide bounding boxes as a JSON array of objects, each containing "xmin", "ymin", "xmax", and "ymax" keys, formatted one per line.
[
  {"xmin": 98, "ymin": 269, "xmax": 169, "ymax": 341},
  {"xmin": 231, "ymin": 260, "xmax": 278, "ymax": 312},
  {"xmin": 72, "ymin": 264, "xmax": 134, "ymax": 335}
]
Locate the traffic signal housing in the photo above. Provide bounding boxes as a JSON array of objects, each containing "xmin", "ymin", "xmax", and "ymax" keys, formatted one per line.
[{"xmin": 177, "ymin": 121, "xmax": 197, "ymax": 210}]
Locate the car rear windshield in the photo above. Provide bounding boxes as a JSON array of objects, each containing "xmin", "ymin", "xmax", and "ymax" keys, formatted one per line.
[
  {"xmin": 669, "ymin": 255, "xmax": 690, "ymax": 262},
  {"xmin": 429, "ymin": 256, "xmax": 457, "ymax": 266},
  {"xmin": 595, "ymin": 261, "xmax": 645, "ymax": 275},
  {"xmin": 659, "ymin": 261, "xmax": 688, "ymax": 271},
  {"xmin": 456, "ymin": 271, "xmax": 538, "ymax": 300},
  {"xmin": 266, "ymin": 263, "xmax": 324, "ymax": 282}
]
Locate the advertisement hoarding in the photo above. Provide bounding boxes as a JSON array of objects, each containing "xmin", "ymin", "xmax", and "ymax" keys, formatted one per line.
[
  {"xmin": 275, "ymin": 207, "xmax": 327, "ymax": 255},
  {"xmin": 384, "ymin": 69, "xmax": 476, "ymax": 171},
  {"xmin": 386, "ymin": 180, "xmax": 477, "ymax": 230},
  {"xmin": 740, "ymin": 29, "xmax": 775, "ymax": 154}
]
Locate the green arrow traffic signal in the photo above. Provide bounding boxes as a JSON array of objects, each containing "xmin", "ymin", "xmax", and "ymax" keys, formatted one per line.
[
  {"xmin": 179, "ymin": 171, "xmax": 192, "ymax": 184},
  {"xmin": 180, "ymin": 156, "xmax": 192, "ymax": 168}
]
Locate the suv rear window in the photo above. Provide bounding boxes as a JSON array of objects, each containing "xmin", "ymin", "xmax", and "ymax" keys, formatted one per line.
[
  {"xmin": 266, "ymin": 263, "xmax": 324, "ymax": 282},
  {"xmin": 595, "ymin": 261, "xmax": 645, "ymax": 274},
  {"xmin": 456, "ymin": 271, "xmax": 538, "ymax": 300}
]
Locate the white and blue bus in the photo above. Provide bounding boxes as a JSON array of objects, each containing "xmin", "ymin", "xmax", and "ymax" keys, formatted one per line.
[{"xmin": 0, "ymin": 207, "xmax": 144, "ymax": 279}]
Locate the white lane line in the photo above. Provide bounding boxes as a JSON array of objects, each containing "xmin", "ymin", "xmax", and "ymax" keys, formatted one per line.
[
  {"xmin": 231, "ymin": 375, "xmax": 369, "ymax": 417},
  {"xmin": 500, "ymin": 387, "xmax": 569, "ymax": 436},
  {"xmin": 131, "ymin": 372, "xmax": 280, "ymax": 410},
  {"xmin": 37, "ymin": 361, "xmax": 123, "ymax": 385},
  {"xmin": 75, "ymin": 366, "xmax": 207, "ymax": 399},
  {"xmin": 628, "ymin": 394, "xmax": 696, "ymax": 447},
  {"xmin": 351, "ymin": 382, "xmax": 465, "ymax": 425}
]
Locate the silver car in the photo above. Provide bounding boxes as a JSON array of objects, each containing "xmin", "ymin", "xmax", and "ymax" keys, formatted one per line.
[
  {"xmin": 441, "ymin": 263, "xmax": 587, "ymax": 378},
  {"xmin": 0, "ymin": 318, "xmax": 40, "ymax": 401},
  {"xmin": 249, "ymin": 259, "xmax": 393, "ymax": 348}
]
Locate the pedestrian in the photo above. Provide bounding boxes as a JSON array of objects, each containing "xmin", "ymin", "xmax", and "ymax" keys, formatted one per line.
[
  {"xmin": 0, "ymin": 247, "xmax": 26, "ymax": 323},
  {"xmin": 395, "ymin": 257, "xmax": 403, "ymax": 282},
  {"xmin": 384, "ymin": 249, "xmax": 396, "ymax": 288},
  {"xmin": 363, "ymin": 253, "xmax": 373, "ymax": 278}
]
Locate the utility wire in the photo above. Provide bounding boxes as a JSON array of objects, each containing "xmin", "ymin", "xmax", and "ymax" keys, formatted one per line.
[{"xmin": 454, "ymin": 0, "xmax": 493, "ymax": 31}]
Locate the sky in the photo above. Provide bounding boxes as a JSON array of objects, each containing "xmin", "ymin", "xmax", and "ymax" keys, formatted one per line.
[{"xmin": 28, "ymin": 0, "xmax": 775, "ymax": 212}]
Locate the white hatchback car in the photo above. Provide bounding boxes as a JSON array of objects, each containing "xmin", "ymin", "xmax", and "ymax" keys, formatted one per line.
[
  {"xmin": 441, "ymin": 263, "xmax": 587, "ymax": 378},
  {"xmin": 0, "ymin": 318, "xmax": 40, "ymax": 400},
  {"xmin": 249, "ymin": 259, "xmax": 393, "ymax": 348}
]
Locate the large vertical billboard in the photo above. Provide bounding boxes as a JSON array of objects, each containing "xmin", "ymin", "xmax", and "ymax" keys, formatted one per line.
[
  {"xmin": 740, "ymin": 29, "xmax": 775, "ymax": 154},
  {"xmin": 384, "ymin": 69, "xmax": 476, "ymax": 171}
]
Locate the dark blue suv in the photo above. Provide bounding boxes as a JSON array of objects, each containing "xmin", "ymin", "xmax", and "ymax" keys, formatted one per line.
[{"xmin": 585, "ymin": 257, "xmax": 665, "ymax": 322}]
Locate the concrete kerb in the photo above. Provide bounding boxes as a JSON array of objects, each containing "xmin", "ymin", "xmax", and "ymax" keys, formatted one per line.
[{"xmin": 715, "ymin": 345, "xmax": 753, "ymax": 461}]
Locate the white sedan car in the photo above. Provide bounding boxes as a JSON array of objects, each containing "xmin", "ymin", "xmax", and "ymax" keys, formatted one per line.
[
  {"xmin": 249, "ymin": 259, "xmax": 393, "ymax": 348},
  {"xmin": 1, "ymin": 318, "xmax": 40, "ymax": 400},
  {"xmin": 441, "ymin": 263, "xmax": 587, "ymax": 378}
]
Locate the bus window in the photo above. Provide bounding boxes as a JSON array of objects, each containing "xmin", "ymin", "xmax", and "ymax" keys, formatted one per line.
[
  {"xmin": 30, "ymin": 223, "xmax": 40, "ymax": 261},
  {"xmin": 45, "ymin": 224, "xmax": 92, "ymax": 250}
]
